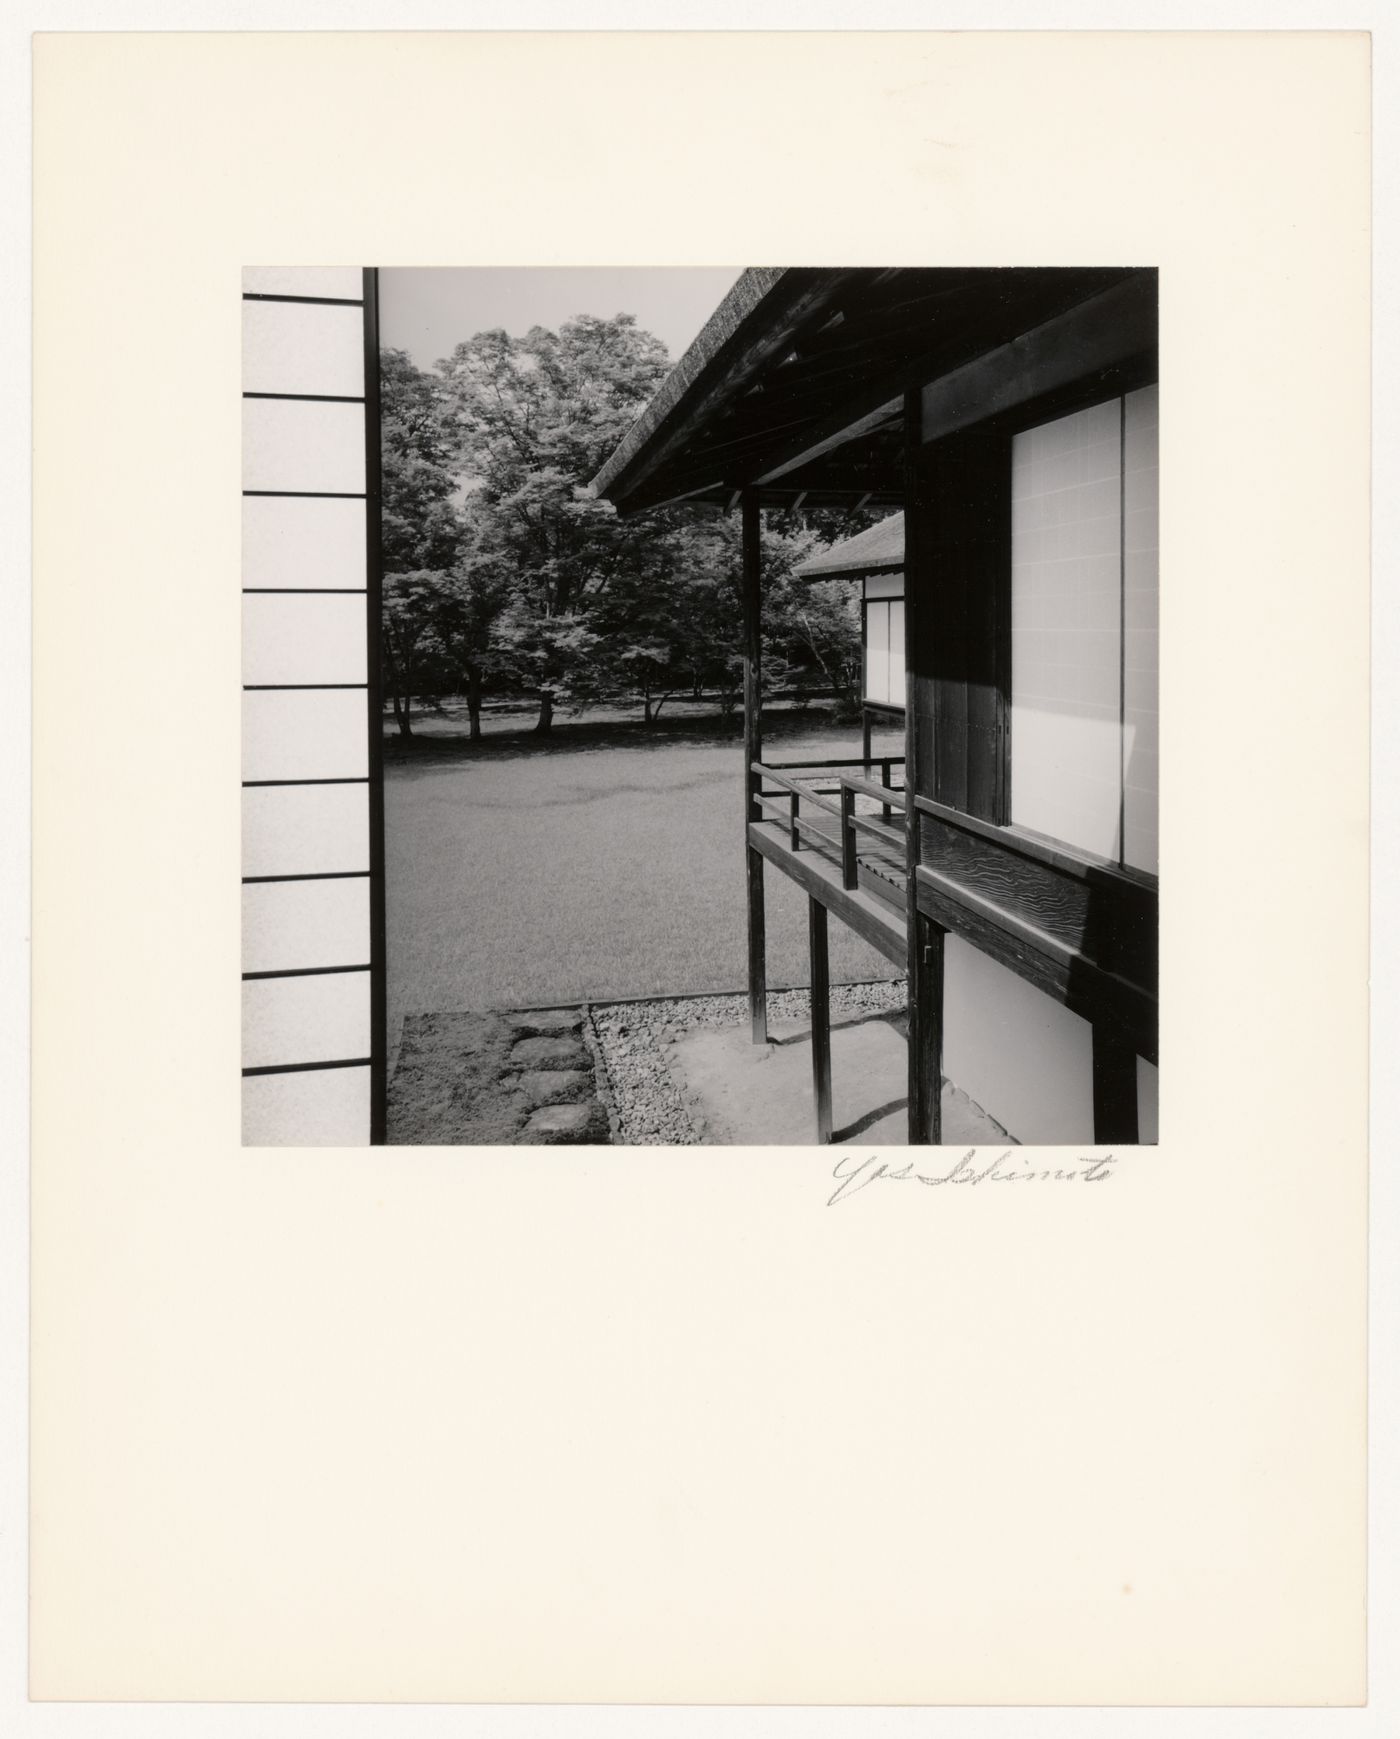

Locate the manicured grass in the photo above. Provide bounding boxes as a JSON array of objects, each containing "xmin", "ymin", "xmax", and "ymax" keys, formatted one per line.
[{"xmin": 385, "ymin": 706, "xmax": 904, "ymax": 1053}]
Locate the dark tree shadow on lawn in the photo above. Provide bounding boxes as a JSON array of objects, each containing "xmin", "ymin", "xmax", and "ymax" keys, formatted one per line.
[{"xmin": 383, "ymin": 702, "xmax": 888, "ymax": 774}]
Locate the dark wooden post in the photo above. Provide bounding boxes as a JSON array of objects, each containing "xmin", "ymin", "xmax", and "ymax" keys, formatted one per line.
[
  {"xmin": 809, "ymin": 897, "xmax": 833, "ymax": 1143},
  {"xmin": 789, "ymin": 789, "xmax": 801, "ymax": 852},
  {"xmin": 362, "ymin": 267, "xmax": 388, "ymax": 1146},
  {"xmin": 742, "ymin": 490, "xmax": 767, "ymax": 1045},
  {"xmin": 840, "ymin": 782, "xmax": 858, "ymax": 889},
  {"xmin": 880, "ymin": 757, "xmax": 893, "ymax": 826},
  {"xmin": 904, "ymin": 390, "xmax": 943, "ymax": 1143},
  {"xmin": 1091, "ymin": 1025, "xmax": 1139, "ymax": 1144},
  {"xmin": 861, "ymin": 705, "xmax": 873, "ymax": 768}
]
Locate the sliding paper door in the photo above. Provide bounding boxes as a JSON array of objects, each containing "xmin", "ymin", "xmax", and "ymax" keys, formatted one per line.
[{"xmin": 241, "ymin": 268, "xmax": 385, "ymax": 1145}]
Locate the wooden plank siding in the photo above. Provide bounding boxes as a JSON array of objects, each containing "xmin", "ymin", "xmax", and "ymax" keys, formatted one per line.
[{"xmin": 916, "ymin": 428, "xmax": 1009, "ymax": 824}]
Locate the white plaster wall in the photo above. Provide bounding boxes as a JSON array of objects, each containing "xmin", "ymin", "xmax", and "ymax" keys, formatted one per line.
[{"xmin": 943, "ymin": 937, "xmax": 1156, "ymax": 1146}]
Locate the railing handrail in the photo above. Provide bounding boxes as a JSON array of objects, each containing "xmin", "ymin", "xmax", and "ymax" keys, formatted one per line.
[
  {"xmin": 846, "ymin": 812, "xmax": 905, "ymax": 851},
  {"xmin": 837, "ymin": 772, "xmax": 908, "ymax": 809},
  {"xmin": 763, "ymin": 756, "xmax": 906, "ymax": 771},
  {"xmin": 752, "ymin": 766, "xmax": 843, "ymax": 818}
]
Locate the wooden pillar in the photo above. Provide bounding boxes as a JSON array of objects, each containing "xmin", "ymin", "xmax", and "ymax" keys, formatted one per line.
[
  {"xmin": 1092, "ymin": 1025, "xmax": 1139, "ymax": 1144},
  {"xmin": 903, "ymin": 390, "xmax": 942, "ymax": 1143},
  {"xmin": 742, "ymin": 489, "xmax": 767, "ymax": 1044},
  {"xmin": 362, "ymin": 267, "xmax": 389, "ymax": 1146},
  {"xmin": 809, "ymin": 897, "xmax": 833, "ymax": 1143},
  {"xmin": 909, "ymin": 912, "xmax": 945, "ymax": 1144},
  {"xmin": 861, "ymin": 705, "xmax": 873, "ymax": 767}
]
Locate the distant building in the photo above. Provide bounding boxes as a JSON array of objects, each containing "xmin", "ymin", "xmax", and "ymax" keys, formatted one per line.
[{"xmin": 792, "ymin": 512, "xmax": 906, "ymax": 762}]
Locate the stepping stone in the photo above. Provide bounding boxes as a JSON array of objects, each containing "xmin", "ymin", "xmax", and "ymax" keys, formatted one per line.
[
  {"xmin": 518, "ymin": 1068, "xmax": 592, "ymax": 1107},
  {"xmin": 523, "ymin": 1102, "xmax": 609, "ymax": 1144},
  {"xmin": 507, "ymin": 1009, "xmax": 583, "ymax": 1037},
  {"xmin": 510, "ymin": 1035, "xmax": 590, "ymax": 1070}
]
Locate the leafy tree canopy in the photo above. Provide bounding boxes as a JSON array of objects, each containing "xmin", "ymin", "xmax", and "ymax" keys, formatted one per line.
[{"xmin": 379, "ymin": 314, "xmax": 880, "ymax": 738}]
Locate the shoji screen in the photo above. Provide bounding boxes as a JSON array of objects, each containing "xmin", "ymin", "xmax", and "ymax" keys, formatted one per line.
[
  {"xmin": 1009, "ymin": 398, "xmax": 1124, "ymax": 860},
  {"xmin": 862, "ymin": 572, "xmax": 906, "ymax": 707},
  {"xmin": 1121, "ymin": 385, "xmax": 1160, "ymax": 874},
  {"xmin": 1009, "ymin": 391, "xmax": 1160, "ymax": 872},
  {"xmin": 241, "ymin": 268, "xmax": 384, "ymax": 1145}
]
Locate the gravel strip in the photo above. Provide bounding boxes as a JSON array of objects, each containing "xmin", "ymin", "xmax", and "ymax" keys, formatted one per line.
[{"xmin": 587, "ymin": 980, "xmax": 906, "ymax": 1146}]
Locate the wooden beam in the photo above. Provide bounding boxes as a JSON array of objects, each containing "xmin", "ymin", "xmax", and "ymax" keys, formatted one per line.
[
  {"xmin": 809, "ymin": 898, "xmax": 833, "ymax": 1143},
  {"xmin": 921, "ymin": 272, "xmax": 1157, "ymax": 444},
  {"xmin": 742, "ymin": 490, "xmax": 767, "ymax": 1044},
  {"xmin": 914, "ymin": 864, "xmax": 1157, "ymax": 1063},
  {"xmin": 751, "ymin": 396, "xmax": 902, "ymax": 487}
]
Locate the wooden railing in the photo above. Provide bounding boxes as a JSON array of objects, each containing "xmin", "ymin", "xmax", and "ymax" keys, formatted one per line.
[
  {"xmin": 912, "ymin": 793, "xmax": 1158, "ymax": 1063},
  {"xmin": 751, "ymin": 758, "xmax": 906, "ymax": 877},
  {"xmin": 837, "ymin": 773, "xmax": 906, "ymax": 888}
]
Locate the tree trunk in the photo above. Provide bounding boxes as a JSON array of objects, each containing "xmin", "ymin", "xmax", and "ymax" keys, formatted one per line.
[
  {"xmin": 390, "ymin": 687, "xmax": 413, "ymax": 738},
  {"xmin": 466, "ymin": 664, "xmax": 483, "ymax": 742},
  {"xmin": 535, "ymin": 691, "xmax": 555, "ymax": 734},
  {"xmin": 642, "ymin": 691, "xmax": 653, "ymax": 726}
]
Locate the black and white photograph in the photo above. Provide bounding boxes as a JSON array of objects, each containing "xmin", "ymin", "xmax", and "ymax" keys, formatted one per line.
[
  {"xmin": 22, "ymin": 19, "xmax": 1380, "ymax": 1719},
  {"xmin": 242, "ymin": 265, "xmax": 1160, "ymax": 1148}
]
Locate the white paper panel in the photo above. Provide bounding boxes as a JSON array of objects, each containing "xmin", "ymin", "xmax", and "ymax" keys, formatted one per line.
[
  {"xmin": 1136, "ymin": 1056, "xmax": 1159, "ymax": 1144},
  {"xmin": 242, "ymin": 689, "xmax": 368, "ymax": 783},
  {"xmin": 887, "ymin": 599, "xmax": 905, "ymax": 709},
  {"xmin": 242, "ymin": 299, "xmax": 365, "ymax": 399},
  {"xmin": 943, "ymin": 937, "xmax": 1095, "ymax": 1144},
  {"xmin": 242, "ymin": 879, "xmax": 371, "ymax": 974},
  {"xmin": 242, "ymin": 265, "xmax": 364, "ymax": 300},
  {"xmin": 242, "ymin": 593, "xmax": 368, "ymax": 687},
  {"xmin": 864, "ymin": 600, "xmax": 890, "ymax": 705},
  {"xmin": 242, "ymin": 973, "xmax": 372, "ymax": 1070},
  {"xmin": 242, "ymin": 495, "xmax": 367, "ymax": 592},
  {"xmin": 242, "ymin": 398, "xmax": 365, "ymax": 496},
  {"xmin": 863, "ymin": 571, "xmax": 904, "ymax": 601},
  {"xmin": 1122, "ymin": 385, "xmax": 1160, "ymax": 875},
  {"xmin": 242, "ymin": 1065, "xmax": 372, "ymax": 1147},
  {"xmin": 1011, "ymin": 398, "xmax": 1123, "ymax": 861},
  {"xmin": 242, "ymin": 783, "xmax": 370, "ymax": 879}
]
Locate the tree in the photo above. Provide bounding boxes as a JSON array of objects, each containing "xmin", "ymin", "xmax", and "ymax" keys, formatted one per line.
[
  {"xmin": 379, "ymin": 348, "xmax": 464, "ymax": 736},
  {"xmin": 380, "ymin": 317, "xmax": 885, "ymax": 744},
  {"xmin": 437, "ymin": 315, "xmax": 672, "ymax": 732}
]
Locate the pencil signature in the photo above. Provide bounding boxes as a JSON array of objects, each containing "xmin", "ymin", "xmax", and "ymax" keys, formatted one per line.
[{"xmin": 827, "ymin": 1150, "xmax": 1118, "ymax": 1206}]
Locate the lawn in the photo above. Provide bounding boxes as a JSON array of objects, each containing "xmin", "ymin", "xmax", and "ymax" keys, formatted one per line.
[{"xmin": 385, "ymin": 703, "xmax": 904, "ymax": 1055}]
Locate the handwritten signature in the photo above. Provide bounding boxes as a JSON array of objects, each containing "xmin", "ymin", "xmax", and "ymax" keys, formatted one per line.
[{"xmin": 828, "ymin": 1150, "xmax": 1118, "ymax": 1206}]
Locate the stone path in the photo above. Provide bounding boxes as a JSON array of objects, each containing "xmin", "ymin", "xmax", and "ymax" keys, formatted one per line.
[
  {"xmin": 388, "ymin": 986, "xmax": 1012, "ymax": 1149},
  {"xmin": 387, "ymin": 1007, "xmax": 613, "ymax": 1145}
]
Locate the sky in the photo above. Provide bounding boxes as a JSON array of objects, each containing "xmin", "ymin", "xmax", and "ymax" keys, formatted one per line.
[{"xmin": 378, "ymin": 267, "xmax": 743, "ymax": 372}]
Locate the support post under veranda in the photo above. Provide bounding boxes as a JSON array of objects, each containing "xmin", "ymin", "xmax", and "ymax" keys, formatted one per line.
[
  {"xmin": 742, "ymin": 489, "xmax": 767, "ymax": 1045},
  {"xmin": 809, "ymin": 896, "xmax": 833, "ymax": 1142},
  {"xmin": 903, "ymin": 391, "xmax": 943, "ymax": 1143}
]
